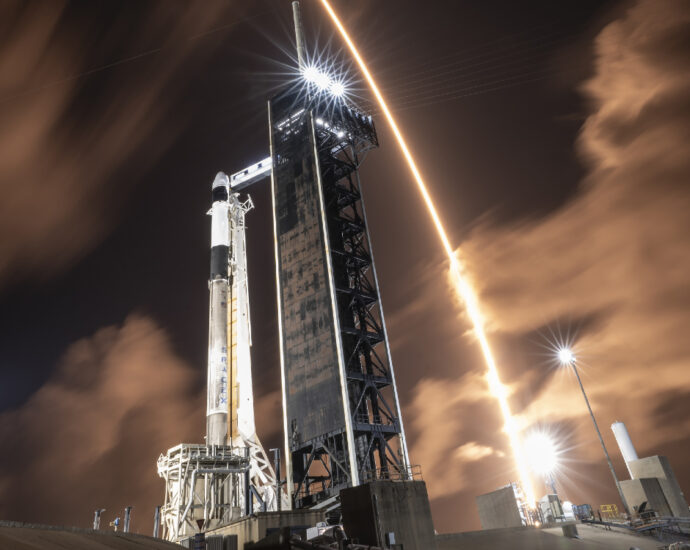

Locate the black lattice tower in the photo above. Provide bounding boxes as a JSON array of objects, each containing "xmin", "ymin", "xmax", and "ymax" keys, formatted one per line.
[{"xmin": 269, "ymin": 89, "xmax": 410, "ymax": 510}]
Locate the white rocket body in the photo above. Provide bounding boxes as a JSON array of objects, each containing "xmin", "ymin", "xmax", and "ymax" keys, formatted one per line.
[
  {"xmin": 205, "ymin": 170, "xmax": 282, "ymax": 510},
  {"xmin": 206, "ymin": 171, "xmax": 259, "ymax": 449},
  {"xmin": 207, "ymin": 172, "xmax": 231, "ymax": 446}
]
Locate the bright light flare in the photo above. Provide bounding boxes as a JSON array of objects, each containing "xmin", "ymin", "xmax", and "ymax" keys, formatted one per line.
[
  {"xmin": 302, "ymin": 65, "xmax": 319, "ymax": 83},
  {"xmin": 314, "ymin": 71, "xmax": 331, "ymax": 91},
  {"xmin": 302, "ymin": 64, "xmax": 347, "ymax": 99},
  {"xmin": 558, "ymin": 348, "xmax": 575, "ymax": 365},
  {"xmin": 318, "ymin": 0, "xmax": 537, "ymax": 506},
  {"xmin": 524, "ymin": 432, "xmax": 558, "ymax": 475},
  {"xmin": 329, "ymin": 80, "xmax": 346, "ymax": 97}
]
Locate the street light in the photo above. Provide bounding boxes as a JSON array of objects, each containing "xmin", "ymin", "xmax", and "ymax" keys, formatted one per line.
[
  {"xmin": 558, "ymin": 348, "xmax": 629, "ymax": 515},
  {"xmin": 557, "ymin": 348, "xmax": 574, "ymax": 365},
  {"xmin": 329, "ymin": 80, "xmax": 346, "ymax": 97}
]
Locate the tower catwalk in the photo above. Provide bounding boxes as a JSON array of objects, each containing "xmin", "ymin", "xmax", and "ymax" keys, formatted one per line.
[{"xmin": 269, "ymin": 90, "xmax": 411, "ymax": 510}]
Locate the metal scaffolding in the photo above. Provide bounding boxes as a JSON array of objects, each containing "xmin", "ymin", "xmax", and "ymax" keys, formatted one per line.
[{"xmin": 157, "ymin": 444, "xmax": 250, "ymax": 541}]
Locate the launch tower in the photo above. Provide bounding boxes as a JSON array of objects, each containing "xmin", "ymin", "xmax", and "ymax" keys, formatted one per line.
[
  {"xmin": 269, "ymin": 84, "xmax": 410, "ymax": 510},
  {"xmin": 156, "ymin": 3, "xmax": 411, "ymax": 536}
]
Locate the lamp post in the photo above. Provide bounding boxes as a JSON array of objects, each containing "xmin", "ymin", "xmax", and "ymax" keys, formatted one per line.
[{"xmin": 558, "ymin": 348, "xmax": 629, "ymax": 515}]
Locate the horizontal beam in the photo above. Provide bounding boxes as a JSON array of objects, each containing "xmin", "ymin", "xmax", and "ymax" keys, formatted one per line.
[{"xmin": 229, "ymin": 156, "xmax": 272, "ymax": 190}]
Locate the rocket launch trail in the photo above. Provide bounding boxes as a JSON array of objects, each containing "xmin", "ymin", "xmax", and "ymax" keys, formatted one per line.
[{"xmin": 317, "ymin": 0, "xmax": 537, "ymax": 505}]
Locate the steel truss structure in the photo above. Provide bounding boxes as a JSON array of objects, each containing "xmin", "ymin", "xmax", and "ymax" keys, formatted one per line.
[
  {"xmin": 269, "ymin": 91, "xmax": 411, "ymax": 510},
  {"xmin": 157, "ymin": 444, "xmax": 252, "ymax": 541}
]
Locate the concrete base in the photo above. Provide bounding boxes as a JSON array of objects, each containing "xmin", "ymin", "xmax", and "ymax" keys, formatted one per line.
[
  {"xmin": 204, "ymin": 510, "xmax": 324, "ymax": 549},
  {"xmin": 629, "ymin": 456, "xmax": 690, "ymax": 517},
  {"xmin": 341, "ymin": 480, "xmax": 437, "ymax": 550},
  {"xmin": 475, "ymin": 485, "xmax": 523, "ymax": 529},
  {"xmin": 621, "ymin": 478, "xmax": 673, "ymax": 516},
  {"xmin": 436, "ymin": 523, "xmax": 678, "ymax": 550},
  {"xmin": 561, "ymin": 522, "xmax": 578, "ymax": 538},
  {"xmin": 438, "ymin": 527, "xmax": 558, "ymax": 550}
]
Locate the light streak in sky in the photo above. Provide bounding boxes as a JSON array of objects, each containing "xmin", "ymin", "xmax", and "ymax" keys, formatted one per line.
[{"xmin": 318, "ymin": 0, "xmax": 537, "ymax": 506}]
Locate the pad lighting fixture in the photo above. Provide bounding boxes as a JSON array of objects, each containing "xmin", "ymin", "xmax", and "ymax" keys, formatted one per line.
[
  {"xmin": 301, "ymin": 65, "xmax": 346, "ymax": 98},
  {"xmin": 329, "ymin": 80, "xmax": 345, "ymax": 97},
  {"xmin": 558, "ymin": 348, "xmax": 575, "ymax": 365},
  {"xmin": 302, "ymin": 65, "xmax": 320, "ymax": 83},
  {"xmin": 314, "ymin": 70, "xmax": 331, "ymax": 90}
]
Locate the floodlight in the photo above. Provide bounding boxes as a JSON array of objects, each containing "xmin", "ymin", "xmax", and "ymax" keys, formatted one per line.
[
  {"xmin": 302, "ymin": 65, "xmax": 319, "ymax": 83},
  {"xmin": 314, "ymin": 71, "xmax": 331, "ymax": 91},
  {"xmin": 524, "ymin": 432, "xmax": 558, "ymax": 475},
  {"xmin": 330, "ymin": 81, "xmax": 345, "ymax": 97},
  {"xmin": 558, "ymin": 348, "xmax": 575, "ymax": 365}
]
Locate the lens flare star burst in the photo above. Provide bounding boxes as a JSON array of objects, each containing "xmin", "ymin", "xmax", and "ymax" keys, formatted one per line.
[
  {"xmin": 524, "ymin": 432, "xmax": 559, "ymax": 476},
  {"xmin": 318, "ymin": 0, "xmax": 537, "ymax": 506},
  {"xmin": 558, "ymin": 347, "xmax": 575, "ymax": 365}
]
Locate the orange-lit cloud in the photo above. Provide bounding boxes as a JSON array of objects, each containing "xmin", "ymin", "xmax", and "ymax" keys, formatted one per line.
[
  {"xmin": 407, "ymin": 373, "xmax": 509, "ymax": 498},
  {"xmin": 0, "ymin": 315, "xmax": 204, "ymax": 532},
  {"xmin": 460, "ymin": 0, "xmax": 690, "ymax": 455},
  {"xmin": 402, "ymin": 0, "xmax": 690, "ymax": 529},
  {"xmin": 454, "ymin": 442, "xmax": 504, "ymax": 462}
]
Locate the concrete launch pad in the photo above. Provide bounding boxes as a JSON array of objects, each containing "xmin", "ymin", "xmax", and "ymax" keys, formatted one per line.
[
  {"xmin": 205, "ymin": 509, "xmax": 325, "ymax": 549},
  {"xmin": 437, "ymin": 523, "xmax": 684, "ymax": 550},
  {"xmin": 0, "ymin": 521, "xmax": 180, "ymax": 550}
]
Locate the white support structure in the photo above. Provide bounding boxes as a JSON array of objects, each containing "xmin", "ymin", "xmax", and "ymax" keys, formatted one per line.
[
  {"xmin": 229, "ymin": 157, "xmax": 272, "ymax": 190},
  {"xmin": 157, "ymin": 444, "xmax": 250, "ymax": 541},
  {"xmin": 226, "ymin": 191, "xmax": 284, "ymax": 512}
]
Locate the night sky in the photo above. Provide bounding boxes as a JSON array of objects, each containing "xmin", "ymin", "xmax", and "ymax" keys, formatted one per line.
[{"xmin": 1, "ymin": 0, "xmax": 689, "ymax": 535}]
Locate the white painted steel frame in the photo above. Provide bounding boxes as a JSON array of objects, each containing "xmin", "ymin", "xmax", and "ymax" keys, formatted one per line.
[{"xmin": 156, "ymin": 443, "xmax": 249, "ymax": 542}]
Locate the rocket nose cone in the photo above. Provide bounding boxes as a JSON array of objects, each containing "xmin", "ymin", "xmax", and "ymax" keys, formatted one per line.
[{"xmin": 212, "ymin": 171, "xmax": 230, "ymax": 189}]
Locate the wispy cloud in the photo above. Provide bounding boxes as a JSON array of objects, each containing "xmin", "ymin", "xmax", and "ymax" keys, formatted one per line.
[
  {"xmin": 0, "ymin": 1, "xmax": 241, "ymax": 289},
  {"xmin": 405, "ymin": 0, "xmax": 690, "ymax": 526}
]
